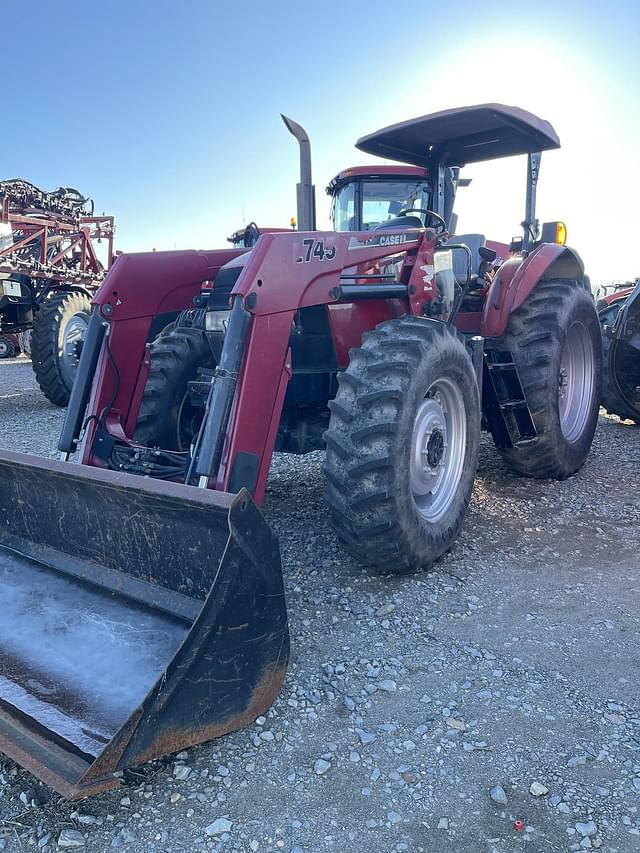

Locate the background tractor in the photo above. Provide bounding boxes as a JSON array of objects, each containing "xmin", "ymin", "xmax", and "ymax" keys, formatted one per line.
[
  {"xmin": 0, "ymin": 331, "xmax": 21, "ymax": 358},
  {"xmin": 597, "ymin": 279, "xmax": 639, "ymax": 421},
  {"xmin": 0, "ymin": 103, "xmax": 601, "ymax": 797},
  {"xmin": 0, "ymin": 179, "xmax": 114, "ymax": 404},
  {"xmin": 598, "ymin": 278, "xmax": 640, "ymax": 422}
]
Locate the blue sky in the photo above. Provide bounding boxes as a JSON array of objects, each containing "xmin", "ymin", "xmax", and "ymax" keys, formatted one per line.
[{"xmin": 2, "ymin": 0, "xmax": 639, "ymax": 284}]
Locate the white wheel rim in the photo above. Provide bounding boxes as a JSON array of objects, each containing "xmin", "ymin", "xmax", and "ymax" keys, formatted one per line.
[
  {"xmin": 559, "ymin": 320, "xmax": 595, "ymax": 442},
  {"xmin": 60, "ymin": 313, "xmax": 89, "ymax": 385},
  {"xmin": 410, "ymin": 377, "xmax": 467, "ymax": 522}
]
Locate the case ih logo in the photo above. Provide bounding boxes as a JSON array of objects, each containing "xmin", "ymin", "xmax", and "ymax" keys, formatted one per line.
[{"xmin": 348, "ymin": 232, "xmax": 420, "ymax": 251}]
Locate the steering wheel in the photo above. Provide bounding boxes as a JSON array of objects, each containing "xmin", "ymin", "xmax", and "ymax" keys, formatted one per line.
[{"xmin": 397, "ymin": 208, "xmax": 447, "ymax": 233}]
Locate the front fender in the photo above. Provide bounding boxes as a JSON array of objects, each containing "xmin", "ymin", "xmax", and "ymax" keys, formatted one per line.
[{"xmin": 481, "ymin": 244, "xmax": 585, "ymax": 337}]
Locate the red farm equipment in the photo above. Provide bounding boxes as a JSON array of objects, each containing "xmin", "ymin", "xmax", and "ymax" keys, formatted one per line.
[
  {"xmin": 0, "ymin": 179, "xmax": 114, "ymax": 404},
  {"xmin": 0, "ymin": 332, "xmax": 21, "ymax": 359},
  {"xmin": 0, "ymin": 104, "xmax": 602, "ymax": 797}
]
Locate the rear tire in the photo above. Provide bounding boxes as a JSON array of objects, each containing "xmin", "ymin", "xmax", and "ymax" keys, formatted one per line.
[
  {"xmin": 134, "ymin": 327, "xmax": 214, "ymax": 451},
  {"xmin": 31, "ymin": 290, "xmax": 91, "ymax": 406},
  {"xmin": 0, "ymin": 336, "xmax": 16, "ymax": 359},
  {"xmin": 323, "ymin": 316, "xmax": 480, "ymax": 574},
  {"xmin": 494, "ymin": 279, "xmax": 601, "ymax": 478}
]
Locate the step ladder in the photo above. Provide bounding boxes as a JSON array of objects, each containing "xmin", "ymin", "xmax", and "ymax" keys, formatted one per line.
[{"xmin": 482, "ymin": 349, "xmax": 536, "ymax": 448}]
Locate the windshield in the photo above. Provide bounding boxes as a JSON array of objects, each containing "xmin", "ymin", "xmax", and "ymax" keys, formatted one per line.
[
  {"xmin": 361, "ymin": 180, "xmax": 429, "ymax": 230},
  {"xmin": 333, "ymin": 178, "xmax": 431, "ymax": 231}
]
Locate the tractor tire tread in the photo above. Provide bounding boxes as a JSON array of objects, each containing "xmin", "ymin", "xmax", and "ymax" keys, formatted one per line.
[
  {"xmin": 323, "ymin": 315, "xmax": 480, "ymax": 574},
  {"xmin": 493, "ymin": 278, "xmax": 601, "ymax": 479},
  {"xmin": 135, "ymin": 326, "xmax": 213, "ymax": 450},
  {"xmin": 31, "ymin": 290, "xmax": 91, "ymax": 407}
]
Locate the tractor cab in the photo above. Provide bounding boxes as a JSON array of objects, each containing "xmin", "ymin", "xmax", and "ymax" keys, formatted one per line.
[
  {"xmin": 327, "ymin": 165, "xmax": 466, "ymax": 233},
  {"xmin": 328, "ymin": 166, "xmax": 429, "ymax": 231}
]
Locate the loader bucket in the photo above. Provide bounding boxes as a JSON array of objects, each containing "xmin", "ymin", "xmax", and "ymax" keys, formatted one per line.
[{"xmin": 0, "ymin": 450, "xmax": 289, "ymax": 799}]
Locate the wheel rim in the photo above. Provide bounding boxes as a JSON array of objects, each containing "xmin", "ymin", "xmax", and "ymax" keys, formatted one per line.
[
  {"xmin": 0, "ymin": 341, "xmax": 8, "ymax": 358},
  {"xmin": 558, "ymin": 320, "xmax": 595, "ymax": 442},
  {"xmin": 410, "ymin": 376, "xmax": 467, "ymax": 523},
  {"xmin": 60, "ymin": 313, "xmax": 89, "ymax": 386}
]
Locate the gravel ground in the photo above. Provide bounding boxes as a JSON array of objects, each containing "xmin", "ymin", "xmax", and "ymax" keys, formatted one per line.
[{"xmin": 0, "ymin": 356, "xmax": 639, "ymax": 853}]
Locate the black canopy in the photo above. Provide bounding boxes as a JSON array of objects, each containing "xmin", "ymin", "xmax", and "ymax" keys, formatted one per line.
[{"xmin": 356, "ymin": 103, "xmax": 560, "ymax": 167}]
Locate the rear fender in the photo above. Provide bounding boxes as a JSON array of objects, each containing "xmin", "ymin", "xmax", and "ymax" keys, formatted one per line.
[
  {"xmin": 482, "ymin": 244, "xmax": 584, "ymax": 337},
  {"xmin": 50, "ymin": 284, "xmax": 94, "ymax": 301}
]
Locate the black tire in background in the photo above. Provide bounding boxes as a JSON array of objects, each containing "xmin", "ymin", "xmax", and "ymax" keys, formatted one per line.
[
  {"xmin": 134, "ymin": 327, "xmax": 214, "ymax": 451},
  {"xmin": 0, "ymin": 336, "xmax": 16, "ymax": 359},
  {"xmin": 323, "ymin": 316, "xmax": 480, "ymax": 574},
  {"xmin": 31, "ymin": 290, "xmax": 91, "ymax": 406},
  {"xmin": 598, "ymin": 301, "xmax": 640, "ymax": 423},
  {"xmin": 494, "ymin": 278, "xmax": 602, "ymax": 478}
]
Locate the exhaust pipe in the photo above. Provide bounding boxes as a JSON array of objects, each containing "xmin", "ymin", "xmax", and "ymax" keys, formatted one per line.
[{"xmin": 281, "ymin": 115, "xmax": 316, "ymax": 231}]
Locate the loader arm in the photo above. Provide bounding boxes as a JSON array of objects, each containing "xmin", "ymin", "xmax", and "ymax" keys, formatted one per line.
[{"xmin": 210, "ymin": 229, "xmax": 436, "ymax": 503}]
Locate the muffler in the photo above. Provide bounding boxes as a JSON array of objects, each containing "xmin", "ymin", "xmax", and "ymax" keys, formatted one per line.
[{"xmin": 0, "ymin": 450, "xmax": 289, "ymax": 798}]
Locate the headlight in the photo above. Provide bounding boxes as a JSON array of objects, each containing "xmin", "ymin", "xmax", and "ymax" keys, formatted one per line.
[{"xmin": 205, "ymin": 310, "xmax": 230, "ymax": 332}]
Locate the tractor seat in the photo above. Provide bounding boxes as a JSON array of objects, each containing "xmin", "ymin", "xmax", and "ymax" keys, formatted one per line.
[{"xmin": 444, "ymin": 234, "xmax": 488, "ymax": 284}]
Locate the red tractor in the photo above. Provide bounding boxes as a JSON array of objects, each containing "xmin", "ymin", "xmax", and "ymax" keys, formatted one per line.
[{"xmin": 0, "ymin": 104, "xmax": 602, "ymax": 798}]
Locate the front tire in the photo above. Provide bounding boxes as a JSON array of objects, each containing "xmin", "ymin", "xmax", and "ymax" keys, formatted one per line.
[
  {"xmin": 495, "ymin": 279, "xmax": 601, "ymax": 478},
  {"xmin": 323, "ymin": 317, "xmax": 480, "ymax": 574},
  {"xmin": 134, "ymin": 327, "xmax": 214, "ymax": 450},
  {"xmin": 31, "ymin": 290, "xmax": 91, "ymax": 406}
]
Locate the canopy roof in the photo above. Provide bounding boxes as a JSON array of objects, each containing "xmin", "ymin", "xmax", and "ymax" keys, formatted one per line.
[{"xmin": 356, "ymin": 103, "xmax": 560, "ymax": 167}]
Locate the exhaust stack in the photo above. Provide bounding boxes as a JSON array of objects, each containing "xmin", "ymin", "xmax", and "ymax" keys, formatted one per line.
[{"xmin": 281, "ymin": 115, "xmax": 316, "ymax": 231}]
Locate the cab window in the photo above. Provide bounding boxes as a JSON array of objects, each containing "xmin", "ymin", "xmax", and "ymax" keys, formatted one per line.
[
  {"xmin": 333, "ymin": 182, "xmax": 356, "ymax": 231},
  {"xmin": 361, "ymin": 180, "xmax": 430, "ymax": 230}
]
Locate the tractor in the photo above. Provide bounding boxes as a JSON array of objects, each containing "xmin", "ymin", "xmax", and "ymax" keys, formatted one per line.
[
  {"xmin": 0, "ymin": 179, "xmax": 114, "ymax": 404},
  {"xmin": 0, "ymin": 103, "xmax": 601, "ymax": 797}
]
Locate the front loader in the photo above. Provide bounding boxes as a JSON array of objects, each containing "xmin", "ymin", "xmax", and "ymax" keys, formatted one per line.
[{"xmin": 0, "ymin": 104, "xmax": 602, "ymax": 797}]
